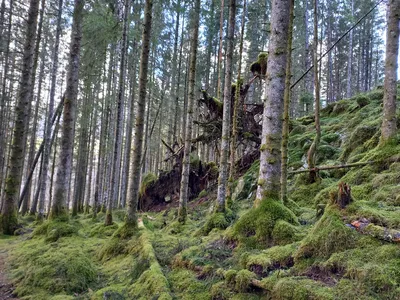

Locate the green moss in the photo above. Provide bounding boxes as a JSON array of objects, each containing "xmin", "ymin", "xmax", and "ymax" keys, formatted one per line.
[
  {"xmin": 271, "ymin": 277, "xmax": 333, "ymax": 300},
  {"xmin": 272, "ymin": 220, "xmax": 302, "ymax": 245},
  {"xmin": 89, "ymin": 222, "xmax": 119, "ymax": 237},
  {"xmin": 234, "ymin": 270, "xmax": 256, "ymax": 292},
  {"xmin": 11, "ymin": 239, "xmax": 97, "ymax": 297},
  {"xmin": 243, "ymin": 243, "xmax": 297, "ymax": 273},
  {"xmin": 140, "ymin": 172, "xmax": 157, "ymax": 196},
  {"xmin": 324, "ymin": 244, "xmax": 400, "ymax": 298},
  {"xmin": 198, "ymin": 189, "xmax": 207, "ymax": 198},
  {"xmin": 294, "ymin": 205, "xmax": 357, "ymax": 261},
  {"xmin": 230, "ymin": 199, "xmax": 298, "ymax": 249},
  {"xmin": 200, "ymin": 210, "xmax": 236, "ymax": 235},
  {"xmin": 210, "ymin": 281, "xmax": 233, "ymax": 300},
  {"xmin": 168, "ymin": 269, "xmax": 211, "ymax": 299},
  {"xmin": 33, "ymin": 219, "xmax": 79, "ymax": 243},
  {"xmin": 339, "ymin": 125, "xmax": 376, "ymax": 162}
]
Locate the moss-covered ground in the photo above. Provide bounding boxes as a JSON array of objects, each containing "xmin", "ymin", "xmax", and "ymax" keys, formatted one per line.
[{"xmin": 1, "ymin": 87, "xmax": 400, "ymax": 299}]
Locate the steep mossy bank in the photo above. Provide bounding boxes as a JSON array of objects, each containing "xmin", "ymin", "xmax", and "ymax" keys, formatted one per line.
[{"xmin": 1, "ymin": 87, "xmax": 400, "ymax": 299}]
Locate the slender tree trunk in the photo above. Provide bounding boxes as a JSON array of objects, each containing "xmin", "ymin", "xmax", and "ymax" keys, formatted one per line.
[
  {"xmin": 280, "ymin": 0, "xmax": 294, "ymax": 204},
  {"xmin": 126, "ymin": 0, "xmax": 153, "ymax": 228},
  {"xmin": 106, "ymin": 0, "xmax": 130, "ymax": 225},
  {"xmin": 229, "ymin": 0, "xmax": 246, "ymax": 186},
  {"xmin": 167, "ymin": 0, "xmax": 181, "ymax": 149},
  {"xmin": 120, "ymin": 42, "xmax": 137, "ymax": 209},
  {"xmin": 173, "ymin": 10, "xmax": 186, "ymax": 144},
  {"xmin": 380, "ymin": 0, "xmax": 399, "ymax": 143},
  {"xmin": 306, "ymin": 0, "xmax": 321, "ymax": 183},
  {"xmin": 37, "ymin": 0, "xmax": 63, "ymax": 221},
  {"xmin": 216, "ymin": 0, "xmax": 236, "ymax": 212},
  {"xmin": 50, "ymin": 0, "xmax": 84, "ymax": 220},
  {"xmin": 27, "ymin": 40, "xmax": 47, "ymax": 215},
  {"xmin": 178, "ymin": 0, "xmax": 201, "ymax": 223},
  {"xmin": 346, "ymin": 0, "xmax": 354, "ymax": 98},
  {"xmin": 216, "ymin": 0, "xmax": 224, "ymax": 100},
  {"xmin": 255, "ymin": 0, "xmax": 290, "ymax": 205},
  {"xmin": 1, "ymin": 0, "xmax": 40, "ymax": 234}
]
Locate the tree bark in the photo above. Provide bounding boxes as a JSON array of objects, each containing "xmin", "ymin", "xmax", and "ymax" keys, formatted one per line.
[
  {"xmin": 306, "ymin": 0, "xmax": 321, "ymax": 183},
  {"xmin": 216, "ymin": 0, "xmax": 236, "ymax": 212},
  {"xmin": 1, "ymin": 0, "xmax": 40, "ymax": 234},
  {"xmin": 178, "ymin": 0, "xmax": 201, "ymax": 223},
  {"xmin": 106, "ymin": 0, "xmax": 130, "ymax": 225},
  {"xmin": 255, "ymin": 0, "xmax": 290, "ymax": 205},
  {"xmin": 50, "ymin": 0, "xmax": 84, "ymax": 220},
  {"xmin": 126, "ymin": 0, "xmax": 153, "ymax": 228},
  {"xmin": 280, "ymin": 0, "xmax": 294, "ymax": 204},
  {"xmin": 37, "ymin": 0, "xmax": 63, "ymax": 221},
  {"xmin": 216, "ymin": 0, "xmax": 224, "ymax": 100},
  {"xmin": 380, "ymin": 0, "xmax": 399, "ymax": 143}
]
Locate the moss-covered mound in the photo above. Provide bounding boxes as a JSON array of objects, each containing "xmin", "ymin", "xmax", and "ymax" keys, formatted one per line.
[{"xmin": 230, "ymin": 199, "xmax": 298, "ymax": 248}]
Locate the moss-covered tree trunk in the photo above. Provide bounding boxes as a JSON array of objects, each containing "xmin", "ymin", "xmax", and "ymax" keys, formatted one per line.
[
  {"xmin": 126, "ymin": 0, "xmax": 153, "ymax": 228},
  {"xmin": 50, "ymin": 0, "xmax": 84, "ymax": 220},
  {"xmin": 380, "ymin": 0, "xmax": 399, "ymax": 143},
  {"xmin": 280, "ymin": 0, "xmax": 294, "ymax": 204},
  {"xmin": 216, "ymin": 0, "xmax": 236, "ymax": 212},
  {"xmin": 255, "ymin": 0, "xmax": 290, "ymax": 205},
  {"xmin": 178, "ymin": 0, "xmax": 201, "ymax": 223},
  {"xmin": 1, "ymin": 0, "xmax": 39, "ymax": 234},
  {"xmin": 306, "ymin": 0, "xmax": 321, "ymax": 183}
]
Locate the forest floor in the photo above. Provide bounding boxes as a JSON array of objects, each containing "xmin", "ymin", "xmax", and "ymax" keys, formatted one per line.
[
  {"xmin": 1, "ymin": 86, "xmax": 400, "ymax": 300},
  {"xmin": 0, "ymin": 238, "xmax": 19, "ymax": 300}
]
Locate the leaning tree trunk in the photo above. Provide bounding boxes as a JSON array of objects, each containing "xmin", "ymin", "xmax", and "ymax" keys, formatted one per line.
[
  {"xmin": 178, "ymin": 0, "xmax": 201, "ymax": 223},
  {"xmin": 280, "ymin": 0, "xmax": 294, "ymax": 204},
  {"xmin": 306, "ymin": 0, "xmax": 321, "ymax": 183},
  {"xmin": 216, "ymin": 0, "xmax": 236, "ymax": 213},
  {"xmin": 50, "ymin": 0, "xmax": 84, "ymax": 220},
  {"xmin": 380, "ymin": 0, "xmax": 399, "ymax": 143},
  {"xmin": 126, "ymin": 0, "xmax": 153, "ymax": 229},
  {"xmin": 1, "ymin": 0, "xmax": 40, "ymax": 234},
  {"xmin": 255, "ymin": 0, "xmax": 290, "ymax": 205}
]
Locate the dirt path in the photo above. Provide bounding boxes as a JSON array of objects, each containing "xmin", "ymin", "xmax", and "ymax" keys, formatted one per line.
[{"xmin": 0, "ymin": 249, "xmax": 19, "ymax": 300}]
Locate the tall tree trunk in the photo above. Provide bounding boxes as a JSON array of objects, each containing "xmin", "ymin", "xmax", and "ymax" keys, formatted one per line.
[
  {"xmin": 216, "ymin": 0, "xmax": 236, "ymax": 212},
  {"xmin": 167, "ymin": 0, "xmax": 181, "ymax": 149},
  {"xmin": 281, "ymin": 0, "xmax": 294, "ymax": 204},
  {"xmin": 119, "ymin": 42, "xmax": 137, "ymax": 209},
  {"xmin": 126, "ymin": 0, "xmax": 153, "ymax": 228},
  {"xmin": 106, "ymin": 0, "xmax": 130, "ymax": 225},
  {"xmin": 172, "ymin": 12, "xmax": 185, "ymax": 144},
  {"xmin": 216, "ymin": 0, "xmax": 224, "ymax": 100},
  {"xmin": 255, "ymin": 0, "xmax": 290, "ymax": 205},
  {"xmin": 37, "ymin": 0, "xmax": 63, "ymax": 221},
  {"xmin": 306, "ymin": 0, "xmax": 321, "ymax": 183},
  {"xmin": 229, "ymin": 0, "xmax": 246, "ymax": 187},
  {"xmin": 178, "ymin": 0, "xmax": 201, "ymax": 223},
  {"xmin": 346, "ymin": 0, "xmax": 354, "ymax": 98},
  {"xmin": 0, "ymin": 0, "xmax": 13, "ymax": 193},
  {"xmin": 50, "ymin": 0, "xmax": 84, "ymax": 219},
  {"xmin": 1, "ymin": 0, "xmax": 40, "ymax": 234},
  {"xmin": 380, "ymin": 0, "xmax": 399, "ymax": 143}
]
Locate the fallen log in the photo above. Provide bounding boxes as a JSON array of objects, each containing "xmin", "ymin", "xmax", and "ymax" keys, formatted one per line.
[{"xmin": 288, "ymin": 160, "xmax": 376, "ymax": 174}]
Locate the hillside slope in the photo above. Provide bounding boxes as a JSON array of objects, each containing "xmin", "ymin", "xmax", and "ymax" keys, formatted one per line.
[{"xmin": 1, "ymin": 87, "xmax": 399, "ymax": 300}]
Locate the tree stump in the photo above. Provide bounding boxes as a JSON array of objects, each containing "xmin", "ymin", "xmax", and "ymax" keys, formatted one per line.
[{"xmin": 336, "ymin": 182, "xmax": 352, "ymax": 208}]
